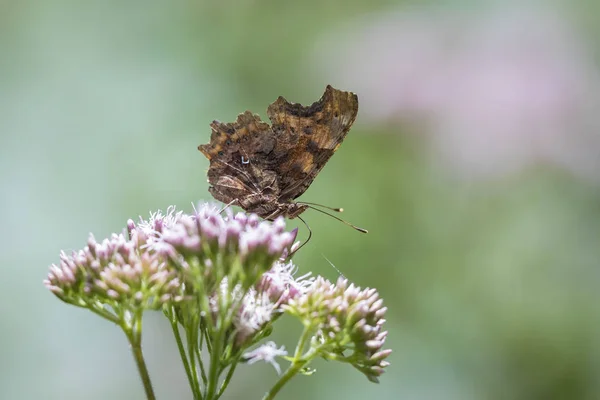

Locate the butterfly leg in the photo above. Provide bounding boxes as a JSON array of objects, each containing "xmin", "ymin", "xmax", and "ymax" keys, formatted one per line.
[
  {"xmin": 261, "ymin": 208, "xmax": 283, "ymax": 220},
  {"xmin": 289, "ymin": 215, "xmax": 312, "ymax": 256},
  {"xmin": 218, "ymin": 199, "xmax": 238, "ymax": 215}
]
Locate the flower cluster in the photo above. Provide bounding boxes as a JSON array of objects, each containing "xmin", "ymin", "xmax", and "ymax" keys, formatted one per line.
[
  {"xmin": 284, "ymin": 276, "xmax": 391, "ymax": 383},
  {"xmin": 44, "ymin": 203, "xmax": 391, "ymax": 399},
  {"xmin": 44, "ymin": 229, "xmax": 182, "ymax": 312},
  {"xmin": 129, "ymin": 205, "xmax": 297, "ymax": 291}
]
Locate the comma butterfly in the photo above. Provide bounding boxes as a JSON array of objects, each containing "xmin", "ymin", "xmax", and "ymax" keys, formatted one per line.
[{"xmin": 198, "ymin": 85, "xmax": 363, "ymax": 231}]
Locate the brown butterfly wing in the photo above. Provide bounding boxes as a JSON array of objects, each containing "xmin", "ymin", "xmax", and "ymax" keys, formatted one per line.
[
  {"xmin": 266, "ymin": 85, "xmax": 358, "ymax": 201},
  {"xmin": 198, "ymin": 111, "xmax": 280, "ymax": 206},
  {"xmin": 198, "ymin": 85, "xmax": 358, "ymax": 209}
]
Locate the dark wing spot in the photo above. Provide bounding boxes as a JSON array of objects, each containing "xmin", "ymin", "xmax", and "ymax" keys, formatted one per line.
[
  {"xmin": 303, "ymin": 126, "xmax": 313, "ymax": 135},
  {"xmin": 226, "ymin": 140, "xmax": 232, "ymax": 145},
  {"xmin": 291, "ymin": 162, "xmax": 304, "ymax": 174},
  {"xmin": 218, "ymin": 151, "xmax": 224, "ymax": 156},
  {"xmin": 284, "ymin": 99, "xmax": 325, "ymax": 117},
  {"xmin": 307, "ymin": 140, "xmax": 319, "ymax": 153}
]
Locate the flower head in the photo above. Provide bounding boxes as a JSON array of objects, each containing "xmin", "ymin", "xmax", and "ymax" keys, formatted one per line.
[
  {"xmin": 284, "ymin": 276, "xmax": 391, "ymax": 383},
  {"xmin": 147, "ymin": 204, "xmax": 298, "ymax": 292},
  {"xmin": 233, "ymin": 289, "xmax": 276, "ymax": 347},
  {"xmin": 257, "ymin": 261, "xmax": 313, "ymax": 306},
  {"xmin": 44, "ymin": 230, "xmax": 182, "ymax": 311}
]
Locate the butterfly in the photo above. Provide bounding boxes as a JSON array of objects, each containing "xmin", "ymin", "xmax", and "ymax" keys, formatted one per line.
[{"xmin": 198, "ymin": 85, "xmax": 363, "ymax": 229}]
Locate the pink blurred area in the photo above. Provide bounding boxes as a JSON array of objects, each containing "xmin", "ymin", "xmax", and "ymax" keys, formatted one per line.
[{"xmin": 316, "ymin": 7, "xmax": 600, "ymax": 181}]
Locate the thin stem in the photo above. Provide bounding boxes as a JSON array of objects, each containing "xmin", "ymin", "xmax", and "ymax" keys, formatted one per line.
[
  {"xmin": 262, "ymin": 326, "xmax": 315, "ymax": 400},
  {"xmin": 293, "ymin": 324, "xmax": 314, "ymax": 360},
  {"xmin": 187, "ymin": 323, "xmax": 202, "ymax": 398},
  {"xmin": 88, "ymin": 305, "xmax": 121, "ymax": 325},
  {"xmin": 198, "ymin": 317, "xmax": 205, "ymax": 350},
  {"xmin": 216, "ymin": 360, "xmax": 239, "ymax": 399},
  {"xmin": 130, "ymin": 341, "xmax": 156, "ymax": 400},
  {"xmin": 206, "ymin": 276, "xmax": 235, "ymax": 400},
  {"xmin": 195, "ymin": 342, "xmax": 208, "ymax": 386},
  {"xmin": 203, "ymin": 327, "xmax": 213, "ymax": 353},
  {"xmin": 123, "ymin": 314, "xmax": 156, "ymax": 400},
  {"xmin": 169, "ymin": 309, "xmax": 201, "ymax": 399},
  {"xmin": 262, "ymin": 359, "xmax": 307, "ymax": 400},
  {"xmin": 205, "ymin": 265, "xmax": 238, "ymax": 400},
  {"xmin": 205, "ymin": 323, "xmax": 223, "ymax": 399}
]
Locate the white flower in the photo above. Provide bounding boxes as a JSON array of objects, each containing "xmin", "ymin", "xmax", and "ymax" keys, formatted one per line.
[
  {"xmin": 259, "ymin": 261, "xmax": 314, "ymax": 305},
  {"xmin": 137, "ymin": 205, "xmax": 184, "ymax": 235},
  {"xmin": 243, "ymin": 341, "xmax": 288, "ymax": 374},
  {"xmin": 233, "ymin": 290, "xmax": 276, "ymax": 345},
  {"xmin": 132, "ymin": 206, "xmax": 188, "ymax": 254}
]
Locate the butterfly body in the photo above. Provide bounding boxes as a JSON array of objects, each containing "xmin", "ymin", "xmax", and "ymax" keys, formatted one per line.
[{"xmin": 199, "ymin": 85, "xmax": 358, "ymax": 220}]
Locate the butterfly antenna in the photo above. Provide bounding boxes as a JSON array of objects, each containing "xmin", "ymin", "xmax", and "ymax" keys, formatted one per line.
[
  {"xmin": 298, "ymin": 201, "xmax": 344, "ymax": 213},
  {"xmin": 304, "ymin": 206, "xmax": 368, "ymax": 233},
  {"xmin": 291, "ymin": 216, "xmax": 313, "ymax": 255}
]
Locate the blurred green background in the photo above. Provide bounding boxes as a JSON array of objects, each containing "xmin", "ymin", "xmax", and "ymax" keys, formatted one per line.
[{"xmin": 2, "ymin": 1, "xmax": 600, "ymax": 399}]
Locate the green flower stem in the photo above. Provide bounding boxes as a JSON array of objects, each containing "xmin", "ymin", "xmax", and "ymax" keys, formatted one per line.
[
  {"xmin": 205, "ymin": 321, "xmax": 224, "ymax": 399},
  {"xmin": 210, "ymin": 288, "xmax": 247, "ymax": 400},
  {"xmin": 187, "ymin": 325, "xmax": 203, "ymax": 398},
  {"xmin": 130, "ymin": 341, "xmax": 156, "ymax": 400},
  {"xmin": 206, "ymin": 267, "xmax": 239, "ymax": 400},
  {"xmin": 262, "ymin": 326, "xmax": 315, "ymax": 400},
  {"xmin": 195, "ymin": 342, "xmax": 208, "ymax": 385},
  {"xmin": 216, "ymin": 358, "xmax": 240, "ymax": 399},
  {"xmin": 203, "ymin": 327, "xmax": 213, "ymax": 353},
  {"xmin": 123, "ymin": 314, "xmax": 156, "ymax": 400},
  {"xmin": 88, "ymin": 305, "xmax": 121, "ymax": 325},
  {"xmin": 205, "ymin": 337, "xmax": 221, "ymax": 398},
  {"xmin": 169, "ymin": 311, "xmax": 201, "ymax": 399},
  {"xmin": 262, "ymin": 358, "xmax": 308, "ymax": 400}
]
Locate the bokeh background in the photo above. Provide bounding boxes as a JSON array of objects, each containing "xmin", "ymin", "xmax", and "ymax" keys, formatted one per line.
[{"xmin": 2, "ymin": 1, "xmax": 600, "ymax": 399}]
